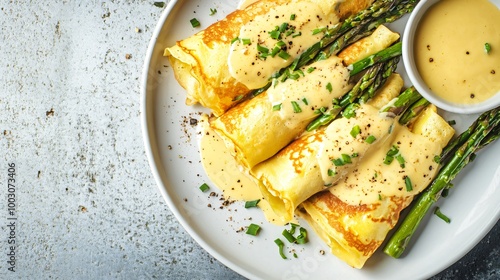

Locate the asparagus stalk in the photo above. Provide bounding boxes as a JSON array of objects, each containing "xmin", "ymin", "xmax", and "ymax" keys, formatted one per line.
[
  {"xmin": 397, "ymin": 97, "xmax": 430, "ymax": 125},
  {"xmin": 380, "ymin": 86, "xmax": 423, "ymax": 117},
  {"xmin": 383, "ymin": 107, "xmax": 500, "ymax": 258},
  {"xmin": 349, "ymin": 41, "xmax": 402, "ymax": 76}
]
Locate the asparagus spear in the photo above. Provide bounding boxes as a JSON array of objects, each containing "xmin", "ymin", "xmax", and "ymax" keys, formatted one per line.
[{"xmin": 383, "ymin": 107, "xmax": 500, "ymax": 258}]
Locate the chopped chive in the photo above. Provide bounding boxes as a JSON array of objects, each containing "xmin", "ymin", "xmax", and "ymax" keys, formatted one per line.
[
  {"xmin": 302, "ymin": 98, "xmax": 308, "ymax": 105},
  {"xmin": 312, "ymin": 27, "xmax": 325, "ymax": 35},
  {"xmin": 269, "ymin": 29, "xmax": 280, "ymax": 40},
  {"xmin": 293, "ymin": 252, "xmax": 298, "ymax": 258},
  {"xmin": 290, "ymin": 14, "xmax": 296, "ymax": 20},
  {"xmin": 199, "ymin": 183, "xmax": 210, "ymax": 192},
  {"xmin": 270, "ymin": 46, "xmax": 281, "ymax": 57},
  {"xmin": 274, "ymin": 238, "xmax": 287, "ymax": 259},
  {"xmin": 241, "ymin": 38, "xmax": 251, "ymax": 45},
  {"xmin": 447, "ymin": 119, "xmax": 456, "ymax": 125},
  {"xmin": 289, "ymin": 223, "xmax": 299, "ymax": 234},
  {"xmin": 307, "ymin": 67, "xmax": 315, "ymax": 73},
  {"xmin": 276, "ymin": 40, "xmax": 286, "ymax": 48},
  {"xmin": 378, "ymin": 194, "xmax": 382, "ymax": 200},
  {"xmin": 434, "ymin": 155, "xmax": 441, "ymax": 164},
  {"xmin": 291, "ymin": 101, "xmax": 302, "ymax": 113},
  {"xmin": 246, "ymin": 223, "xmax": 261, "ymax": 236},
  {"xmin": 190, "ymin": 18, "xmax": 200, "ymax": 28},
  {"xmin": 441, "ymin": 188, "xmax": 450, "ymax": 197},
  {"xmin": 327, "ymin": 168, "xmax": 336, "ymax": 177},
  {"xmin": 278, "ymin": 50, "xmax": 290, "ymax": 60},
  {"xmin": 314, "ymin": 106, "xmax": 327, "ymax": 114},
  {"xmin": 396, "ymin": 154, "xmax": 405, "ymax": 168},
  {"xmin": 384, "ymin": 155, "xmax": 394, "ymax": 165},
  {"xmin": 279, "ymin": 22, "xmax": 288, "ymax": 33},
  {"xmin": 326, "ymin": 82, "xmax": 333, "ymax": 93},
  {"xmin": 365, "ymin": 135, "xmax": 376, "ymax": 144},
  {"xmin": 351, "ymin": 152, "xmax": 359, "ymax": 158},
  {"xmin": 153, "ymin": 2, "xmax": 165, "ymax": 8},
  {"xmin": 291, "ymin": 32, "xmax": 302, "ymax": 38},
  {"xmin": 272, "ymin": 103, "xmax": 282, "ymax": 111},
  {"xmin": 257, "ymin": 44, "xmax": 269, "ymax": 54},
  {"xmin": 405, "ymin": 176, "xmax": 413, "ymax": 191},
  {"xmin": 484, "ymin": 43, "xmax": 492, "ymax": 54},
  {"xmin": 231, "ymin": 37, "xmax": 239, "ymax": 44},
  {"xmin": 282, "ymin": 229, "xmax": 296, "ymax": 243},
  {"xmin": 434, "ymin": 207, "xmax": 451, "ymax": 223},
  {"xmin": 295, "ymin": 227, "xmax": 308, "ymax": 244},
  {"xmin": 332, "ymin": 158, "xmax": 344, "ymax": 166},
  {"xmin": 342, "ymin": 103, "xmax": 359, "ymax": 118},
  {"xmin": 341, "ymin": 154, "xmax": 352, "ymax": 164},
  {"xmin": 209, "ymin": 8, "xmax": 217, "ymax": 16},
  {"xmin": 350, "ymin": 125, "xmax": 361, "ymax": 138},
  {"xmin": 245, "ymin": 199, "xmax": 260, "ymax": 208}
]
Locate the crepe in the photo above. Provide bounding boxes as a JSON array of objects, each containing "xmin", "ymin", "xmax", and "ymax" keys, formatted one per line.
[
  {"xmin": 251, "ymin": 74, "xmax": 404, "ymax": 222},
  {"xmin": 299, "ymin": 104, "xmax": 455, "ymax": 268},
  {"xmin": 164, "ymin": 0, "xmax": 374, "ymax": 116}
]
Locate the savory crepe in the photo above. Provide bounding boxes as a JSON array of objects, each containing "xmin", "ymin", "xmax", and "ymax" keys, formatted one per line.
[
  {"xmin": 164, "ymin": 0, "xmax": 374, "ymax": 116},
  {"xmin": 299, "ymin": 104, "xmax": 455, "ymax": 268},
  {"xmin": 251, "ymin": 74, "xmax": 404, "ymax": 222}
]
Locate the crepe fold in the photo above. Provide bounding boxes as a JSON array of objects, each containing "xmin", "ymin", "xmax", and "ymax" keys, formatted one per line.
[
  {"xmin": 164, "ymin": 0, "xmax": 375, "ymax": 116},
  {"xmin": 299, "ymin": 105, "xmax": 455, "ymax": 269},
  {"xmin": 251, "ymin": 74, "xmax": 404, "ymax": 222}
]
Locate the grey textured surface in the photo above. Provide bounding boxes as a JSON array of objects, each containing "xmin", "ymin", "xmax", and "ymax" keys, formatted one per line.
[{"xmin": 0, "ymin": 1, "xmax": 497, "ymax": 279}]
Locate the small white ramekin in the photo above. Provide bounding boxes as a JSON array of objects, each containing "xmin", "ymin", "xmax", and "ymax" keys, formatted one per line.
[{"xmin": 402, "ymin": 0, "xmax": 500, "ymax": 114}]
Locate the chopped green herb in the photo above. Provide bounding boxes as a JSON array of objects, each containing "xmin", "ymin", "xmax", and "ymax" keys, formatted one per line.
[
  {"xmin": 441, "ymin": 188, "xmax": 450, "ymax": 197},
  {"xmin": 278, "ymin": 50, "xmax": 291, "ymax": 60},
  {"xmin": 273, "ymin": 103, "xmax": 282, "ymax": 111},
  {"xmin": 378, "ymin": 194, "xmax": 382, "ymax": 200},
  {"xmin": 246, "ymin": 223, "xmax": 261, "ymax": 236},
  {"xmin": 293, "ymin": 252, "xmax": 298, "ymax": 258},
  {"xmin": 302, "ymin": 98, "xmax": 309, "ymax": 105},
  {"xmin": 231, "ymin": 37, "xmax": 239, "ymax": 44},
  {"xmin": 365, "ymin": 135, "xmax": 376, "ymax": 144},
  {"xmin": 153, "ymin": 2, "xmax": 165, "ymax": 8},
  {"xmin": 295, "ymin": 227, "xmax": 308, "ymax": 244},
  {"xmin": 405, "ymin": 176, "xmax": 413, "ymax": 192},
  {"xmin": 396, "ymin": 154, "xmax": 405, "ymax": 168},
  {"xmin": 434, "ymin": 155, "xmax": 441, "ymax": 164},
  {"xmin": 447, "ymin": 119, "xmax": 456, "ymax": 125},
  {"xmin": 274, "ymin": 238, "xmax": 287, "ymax": 259},
  {"xmin": 312, "ymin": 27, "xmax": 326, "ymax": 35},
  {"xmin": 257, "ymin": 44, "xmax": 269, "ymax": 54},
  {"xmin": 351, "ymin": 152, "xmax": 359, "ymax": 158},
  {"xmin": 384, "ymin": 145, "xmax": 399, "ymax": 165},
  {"xmin": 199, "ymin": 183, "xmax": 210, "ymax": 192},
  {"xmin": 245, "ymin": 199, "xmax": 260, "ymax": 208},
  {"xmin": 314, "ymin": 106, "xmax": 327, "ymax": 115},
  {"xmin": 269, "ymin": 29, "xmax": 280, "ymax": 40},
  {"xmin": 341, "ymin": 154, "xmax": 352, "ymax": 164},
  {"xmin": 241, "ymin": 38, "xmax": 251, "ymax": 45},
  {"xmin": 307, "ymin": 67, "xmax": 316, "ymax": 73},
  {"xmin": 484, "ymin": 43, "xmax": 492, "ymax": 54},
  {"xmin": 279, "ymin": 22, "xmax": 288, "ymax": 33},
  {"xmin": 282, "ymin": 229, "xmax": 296, "ymax": 243},
  {"xmin": 190, "ymin": 18, "xmax": 200, "ymax": 28},
  {"xmin": 332, "ymin": 158, "xmax": 344, "ymax": 167},
  {"xmin": 342, "ymin": 103, "xmax": 359, "ymax": 118},
  {"xmin": 434, "ymin": 207, "xmax": 451, "ymax": 223},
  {"xmin": 326, "ymin": 82, "xmax": 333, "ymax": 93},
  {"xmin": 290, "ymin": 14, "xmax": 296, "ymax": 20},
  {"xmin": 291, "ymin": 32, "xmax": 302, "ymax": 38},
  {"xmin": 350, "ymin": 125, "xmax": 361, "ymax": 138},
  {"xmin": 289, "ymin": 223, "xmax": 299, "ymax": 234},
  {"xmin": 291, "ymin": 101, "xmax": 302, "ymax": 113},
  {"xmin": 209, "ymin": 8, "xmax": 217, "ymax": 15},
  {"xmin": 327, "ymin": 168, "xmax": 337, "ymax": 177}
]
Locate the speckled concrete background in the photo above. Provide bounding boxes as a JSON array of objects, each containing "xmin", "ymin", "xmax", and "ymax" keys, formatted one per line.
[{"xmin": 0, "ymin": 1, "xmax": 497, "ymax": 279}]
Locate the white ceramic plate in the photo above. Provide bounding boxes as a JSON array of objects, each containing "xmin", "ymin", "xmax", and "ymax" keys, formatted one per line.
[{"xmin": 141, "ymin": 1, "xmax": 500, "ymax": 279}]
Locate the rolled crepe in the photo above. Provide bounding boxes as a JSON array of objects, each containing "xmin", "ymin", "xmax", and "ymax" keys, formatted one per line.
[
  {"xmin": 165, "ymin": 0, "xmax": 374, "ymax": 116},
  {"xmin": 299, "ymin": 104, "xmax": 455, "ymax": 268},
  {"xmin": 211, "ymin": 55, "xmax": 352, "ymax": 169},
  {"xmin": 251, "ymin": 74, "xmax": 404, "ymax": 222}
]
